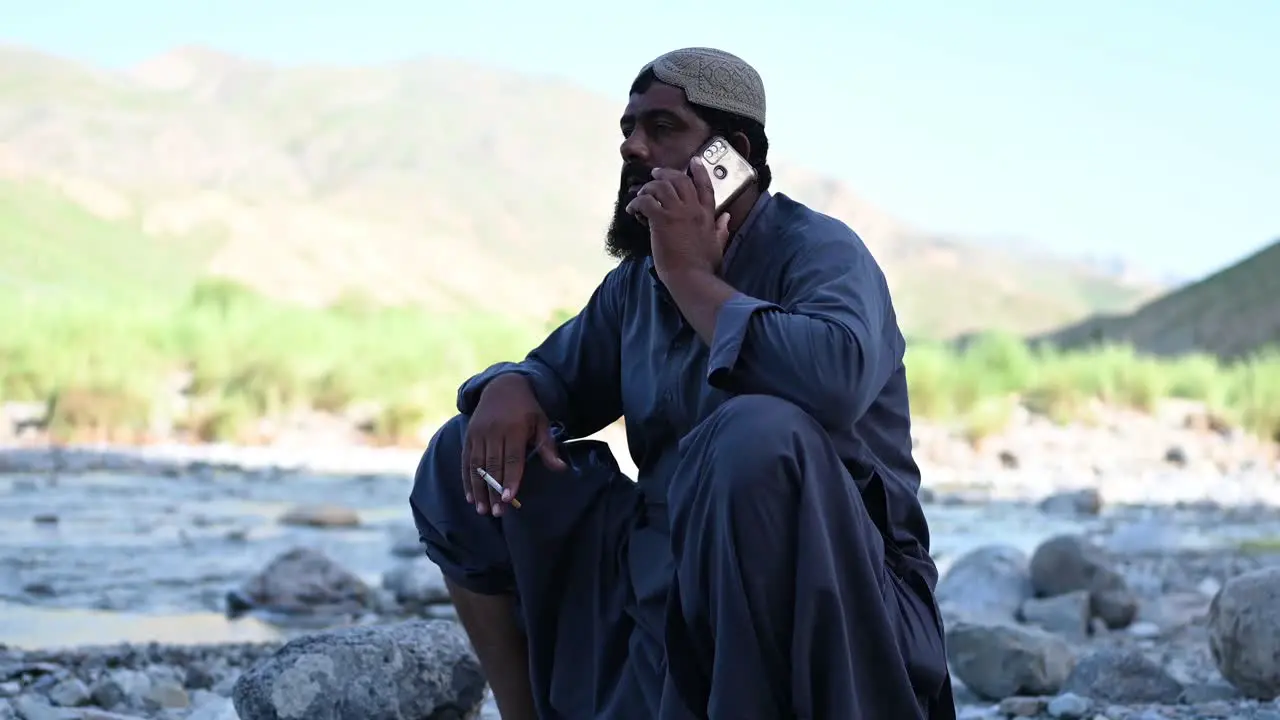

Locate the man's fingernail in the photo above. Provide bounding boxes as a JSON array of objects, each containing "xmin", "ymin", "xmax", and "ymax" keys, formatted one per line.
[
  {"xmin": 502, "ymin": 489, "xmax": 512, "ymax": 501},
  {"xmin": 475, "ymin": 503, "xmax": 485, "ymax": 514}
]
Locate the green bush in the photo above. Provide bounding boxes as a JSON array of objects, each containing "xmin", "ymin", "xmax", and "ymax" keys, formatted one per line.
[
  {"xmin": 906, "ymin": 334, "xmax": 1280, "ymax": 441},
  {"xmin": 0, "ymin": 280, "xmax": 541, "ymax": 445}
]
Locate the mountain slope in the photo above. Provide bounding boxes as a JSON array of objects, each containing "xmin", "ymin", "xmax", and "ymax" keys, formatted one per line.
[
  {"xmin": 1034, "ymin": 239, "xmax": 1280, "ymax": 359},
  {"xmin": 0, "ymin": 45, "xmax": 1162, "ymax": 337}
]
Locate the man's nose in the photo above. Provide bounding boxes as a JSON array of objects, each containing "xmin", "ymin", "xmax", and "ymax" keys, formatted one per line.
[{"xmin": 620, "ymin": 132, "xmax": 649, "ymax": 164}]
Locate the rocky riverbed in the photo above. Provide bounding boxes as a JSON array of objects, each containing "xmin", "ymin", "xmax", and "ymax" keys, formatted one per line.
[{"xmin": 1, "ymin": 404, "xmax": 1278, "ymax": 719}]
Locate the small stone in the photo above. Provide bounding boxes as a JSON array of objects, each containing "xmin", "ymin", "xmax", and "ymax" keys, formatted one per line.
[
  {"xmin": 278, "ymin": 504, "xmax": 360, "ymax": 528},
  {"xmin": 1039, "ymin": 489, "xmax": 1103, "ymax": 517},
  {"xmin": 998, "ymin": 450, "xmax": 1019, "ymax": 469},
  {"xmin": 186, "ymin": 695, "xmax": 238, "ymax": 720},
  {"xmin": 22, "ymin": 582, "xmax": 55, "ymax": 597},
  {"xmin": 1126, "ymin": 621, "xmax": 1160, "ymax": 638},
  {"xmin": 1122, "ymin": 711, "xmax": 1166, "ymax": 720},
  {"xmin": 1046, "ymin": 691, "xmax": 1091, "ymax": 718},
  {"xmin": 184, "ymin": 663, "xmax": 217, "ymax": 691},
  {"xmin": 1020, "ymin": 590, "xmax": 1091, "ymax": 640},
  {"xmin": 9, "ymin": 695, "xmax": 80, "ymax": 720},
  {"xmin": 47, "ymin": 677, "xmax": 91, "ymax": 707},
  {"xmin": 210, "ymin": 672, "xmax": 240, "ymax": 697},
  {"xmin": 998, "ymin": 695, "xmax": 1045, "ymax": 716},
  {"xmin": 380, "ymin": 557, "xmax": 450, "ymax": 611},
  {"xmin": 1178, "ymin": 680, "xmax": 1240, "ymax": 703},
  {"xmin": 91, "ymin": 668, "xmax": 152, "ymax": 710},
  {"xmin": 1198, "ymin": 576, "xmax": 1223, "ymax": 597},
  {"xmin": 1061, "ymin": 649, "xmax": 1183, "ymax": 705},
  {"xmin": 389, "ymin": 525, "xmax": 427, "ymax": 558},
  {"xmin": 144, "ymin": 677, "xmax": 189, "ymax": 710},
  {"xmin": 1091, "ymin": 588, "xmax": 1139, "ymax": 629}
]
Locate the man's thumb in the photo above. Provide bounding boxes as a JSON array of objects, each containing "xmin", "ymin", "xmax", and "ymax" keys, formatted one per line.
[{"xmin": 536, "ymin": 420, "xmax": 567, "ymax": 471}]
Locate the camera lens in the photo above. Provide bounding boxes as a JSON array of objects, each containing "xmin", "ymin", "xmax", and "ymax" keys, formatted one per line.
[{"xmin": 713, "ymin": 166, "xmax": 727, "ymax": 179}]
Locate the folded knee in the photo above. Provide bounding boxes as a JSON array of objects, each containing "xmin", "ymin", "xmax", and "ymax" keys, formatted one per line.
[
  {"xmin": 410, "ymin": 414, "xmax": 471, "ymax": 524},
  {"xmin": 410, "ymin": 414, "xmax": 514, "ymax": 595},
  {"xmin": 708, "ymin": 394, "xmax": 814, "ymax": 435},
  {"xmin": 413, "ymin": 500, "xmax": 515, "ymax": 596},
  {"xmin": 685, "ymin": 395, "xmax": 821, "ymax": 502},
  {"xmin": 413, "ymin": 413, "xmax": 466, "ymax": 484},
  {"xmin": 428, "ymin": 414, "xmax": 468, "ymax": 464},
  {"xmin": 701, "ymin": 395, "xmax": 821, "ymax": 465}
]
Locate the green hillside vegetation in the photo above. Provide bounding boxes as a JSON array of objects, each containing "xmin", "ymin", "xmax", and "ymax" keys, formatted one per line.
[
  {"xmin": 3, "ymin": 280, "xmax": 1276, "ymax": 445},
  {"xmin": 909, "ymin": 334, "xmax": 1280, "ymax": 444},
  {"xmin": 0, "ymin": 181, "xmax": 216, "ymax": 302},
  {"xmin": 1036, "ymin": 239, "xmax": 1280, "ymax": 360},
  {"xmin": 0, "ymin": 183, "xmax": 541, "ymax": 444},
  {"xmin": 0, "ymin": 284, "xmax": 540, "ymax": 445}
]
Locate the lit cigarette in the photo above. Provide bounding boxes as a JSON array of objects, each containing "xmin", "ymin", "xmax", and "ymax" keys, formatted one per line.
[{"xmin": 475, "ymin": 467, "xmax": 522, "ymax": 509}]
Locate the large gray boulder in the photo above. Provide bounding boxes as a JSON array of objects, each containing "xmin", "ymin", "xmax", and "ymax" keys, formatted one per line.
[
  {"xmin": 1029, "ymin": 534, "xmax": 1139, "ymax": 629},
  {"xmin": 936, "ymin": 544, "xmax": 1033, "ymax": 625},
  {"xmin": 945, "ymin": 621, "xmax": 1075, "ymax": 700},
  {"xmin": 1061, "ymin": 649, "xmax": 1183, "ymax": 704},
  {"xmin": 232, "ymin": 620, "xmax": 486, "ymax": 720},
  {"xmin": 1208, "ymin": 566, "xmax": 1280, "ymax": 700},
  {"xmin": 226, "ymin": 547, "xmax": 375, "ymax": 619}
]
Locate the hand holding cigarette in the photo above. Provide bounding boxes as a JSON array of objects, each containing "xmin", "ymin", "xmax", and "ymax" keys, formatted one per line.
[
  {"xmin": 475, "ymin": 467, "xmax": 522, "ymax": 509},
  {"xmin": 462, "ymin": 374, "xmax": 564, "ymax": 516}
]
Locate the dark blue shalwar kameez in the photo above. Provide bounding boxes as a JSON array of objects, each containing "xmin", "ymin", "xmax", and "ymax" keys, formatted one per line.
[{"xmin": 411, "ymin": 192, "xmax": 956, "ymax": 720}]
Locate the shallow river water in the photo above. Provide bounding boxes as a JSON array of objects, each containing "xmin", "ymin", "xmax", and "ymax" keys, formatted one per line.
[{"xmin": 1, "ymin": 460, "xmax": 1275, "ymax": 651}]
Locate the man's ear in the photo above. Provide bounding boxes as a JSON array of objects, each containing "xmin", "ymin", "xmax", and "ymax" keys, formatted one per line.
[{"xmin": 726, "ymin": 131, "xmax": 752, "ymax": 163}]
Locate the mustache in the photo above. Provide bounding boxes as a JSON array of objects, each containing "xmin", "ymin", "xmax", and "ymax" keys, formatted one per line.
[{"xmin": 619, "ymin": 163, "xmax": 654, "ymax": 190}]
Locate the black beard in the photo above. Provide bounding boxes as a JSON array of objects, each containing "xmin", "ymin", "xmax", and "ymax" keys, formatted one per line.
[
  {"xmin": 604, "ymin": 163, "xmax": 654, "ymax": 261},
  {"xmin": 604, "ymin": 193, "xmax": 651, "ymax": 261}
]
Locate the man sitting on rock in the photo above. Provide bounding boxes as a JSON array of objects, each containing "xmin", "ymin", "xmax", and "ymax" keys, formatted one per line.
[{"xmin": 411, "ymin": 46, "xmax": 954, "ymax": 720}]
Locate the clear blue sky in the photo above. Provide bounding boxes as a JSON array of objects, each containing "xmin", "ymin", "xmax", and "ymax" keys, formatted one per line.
[{"xmin": 4, "ymin": 0, "xmax": 1276, "ymax": 279}]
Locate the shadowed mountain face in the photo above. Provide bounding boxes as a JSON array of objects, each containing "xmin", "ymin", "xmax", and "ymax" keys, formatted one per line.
[
  {"xmin": 0, "ymin": 45, "xmax": 1163, "ymax": 338},
  {"xmin": 1035, "ymin": 239, "xmax": 1280, "ymax": 360}
]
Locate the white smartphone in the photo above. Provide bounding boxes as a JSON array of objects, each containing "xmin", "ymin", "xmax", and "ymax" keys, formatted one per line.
[{"xmin": 694, "ymin": 136, "xmax": 758, "ymax": 214}]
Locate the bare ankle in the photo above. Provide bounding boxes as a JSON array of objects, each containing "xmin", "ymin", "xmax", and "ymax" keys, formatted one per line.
[{"xmin": 445, "ymin": 579, "xmax": 537, "ymax": 720}]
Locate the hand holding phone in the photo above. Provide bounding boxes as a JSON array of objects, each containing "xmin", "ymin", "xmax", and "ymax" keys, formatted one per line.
[
  {"xmin": 693, "ymin": 136, "xmax": 758, "ymax": 214},
  {"xmin": 629, "ymin": 136, "xmax": 757, "ymax": 225}
]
